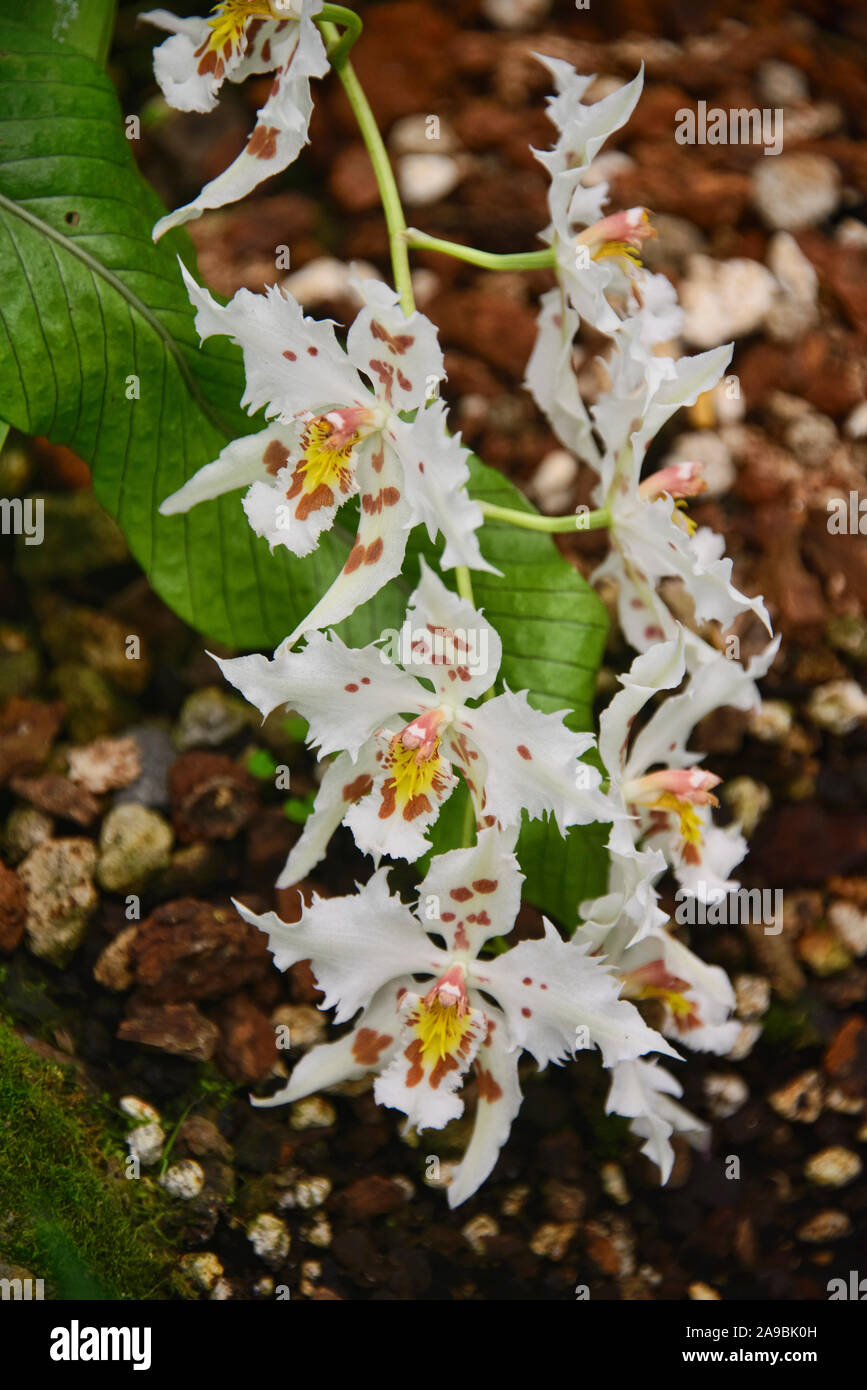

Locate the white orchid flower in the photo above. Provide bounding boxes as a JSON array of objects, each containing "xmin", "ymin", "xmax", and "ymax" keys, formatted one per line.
[
  {"xmin": 142, "ymin": 1, "xmax": 329, "ymax": 239},
  {"xmin": 581, "ymin": 911, "xmax": 741, "ymax": 1057},
  {"xmin": 160, "ymin": 269, "xmax": 494, "ymax": 642},
  {"xmin": 533, "ymin": 58, "xmax": 646, "ymax": 334},
  {"xmin": 234, "ymin": 828, "xmax": 675, "ymax": 1206},
  {"xmin": 632, "ymin": 635, "xmax": 780, "ymax": 899},
  {"xmin": 582, "ymin": 631, "xmax": 779, "ymax": 918},
  {"xmin": 606, "ymin": 1058, "xmax": 709, "ymax": 1183},
  {"xmin": 216, "ymin": 561, "xmax": 616, "ymax": 883},
  {"xmin": 587, "ymin": 327, "xmax": 772, "ymax": 655}
]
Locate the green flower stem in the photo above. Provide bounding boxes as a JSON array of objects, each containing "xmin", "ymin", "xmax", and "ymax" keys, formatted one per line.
[
  {"xmin": 317, "ymin": 5, "xmax": 363, "ymax": 66},
  {"xmin": 320, "ymin": 20, "xmax": 414, "ymax": 315},
  {"xmin": 405, "ymin": 229, "xmax": 556, "ymax": 273},
  {"xmin": 480, "ymin": 501, "xmax": 612, "ymax": 533},
  {"xmin": 455, "ymin": 565, "xmax": 475, "ymax": 604}
]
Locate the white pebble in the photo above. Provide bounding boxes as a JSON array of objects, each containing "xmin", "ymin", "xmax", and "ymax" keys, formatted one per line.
[{"xmin": 159, "ymin": 1160, "xmax": 205, "ymax": 1200}]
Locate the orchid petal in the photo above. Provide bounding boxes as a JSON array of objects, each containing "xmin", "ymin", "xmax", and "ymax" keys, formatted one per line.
[
  {"xmin": 401, "ymin": 558, "xmax": 501, "ymax": 703},
  {"xmin": 419, "ymin": 826, "xmax": 523, "ymax": 958},
  {"xmin": 232, "ymin": 871, "xmax": 442, "ymax": 1024},
  {"xmin": 152, "ymin": 6, "xmax": 328, "ymax": 238},
  {"xmin": 447, "ymin": 1009, "xmax": 523, "ymax": 1207},
  {"xmin": 159, "ymin": 422, "xmax": 300, "ymax": 517},
  {"xmin": 476, "ymin": 921, "xmax": 678, "ymax": 1069},
  {"xmin": 462, "ymin": 690, "xmax": 614, "ymax": 835},
  {"xmin": 346, "ymin": 277, "xmax": 444, "ymax": 413},
  {"xmin": 283, "ymin": 439, "xmax": 413, "ymax": 645},
  {"xmin": 215, "ymin": 629, "xmax": 422, "ymax": 760},
  {"xmin": 390, "ymin": 403, "xmax": 496, "ymax": 574}
]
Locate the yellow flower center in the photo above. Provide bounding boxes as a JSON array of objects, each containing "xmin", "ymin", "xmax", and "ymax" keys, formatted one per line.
[
  {"xmin": 634, "ymin": 982, "xmax": 696, "ymax": 1022},
  {"xmin": 592, "ymin": 240, "xmax": 643, "ymax": 267},
  {"xmin": 207, "ymin": 1, "xmax": 275, "ymax": 52},
  {"xmin": 388, "ymin": 735, "xmax": 446, "ymax": 809},
  {"xmin": 673, "ymin": 498, "xmax": 698, "ymax": 536},
  {"xmin": 284, "ymin": 415, "xmax": 361, "ymax": 520},
  {"xmin": 652, "ymin": 791, "xmax": 704, "ymax": 848},
  {"xmin": 412, "ymin": 997, "xmax": 474, "ymax": 1068}
]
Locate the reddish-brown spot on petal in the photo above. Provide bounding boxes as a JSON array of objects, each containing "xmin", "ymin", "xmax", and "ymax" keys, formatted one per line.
[
  {"xmin": 307, "ymin": 346, "xmax": 318, "ymax": 357},
  {"xmin": 197, "ymin": 48, "xmax": 219, "ymax": 75},
  {"xmin": 264, "ymin": 439, "xmax": 290, "ymax": 475},
  {"xmin": 522, "ymin": 977, "xmax": 532, "ymax": 985},
  {"xmin": 404, "ymin": 1037, "xmax": 424, "ymax": 1087},
  {"xmin": 450, "ymin": 887, "xmax": 472, "ymax": 902},
  {"xmin": 378, "ymin": 779, "xmax": 397, "ymax": 819},
  {"xmin": 516, "ymin": 745, "xmax": 532, "ymax": 760},
  {"xmin": 521, "ymin": 1007, "xmax": 531, "ymax": 1017},
  {"xmin": 472, "ymin": 879, "xmax": 498, "ymax": 894},
  {"xmin": 365, "ymin": 537, "xmax": 384, "ymax": 565},
  {"xmin": 295, "ymin": 483, "xmax": 334, "ymax": 520},
  {"xmin": 476, "ymin": 1063, "xmax": 502, "ymax": 1102},
  {"xmin": 344, "ymin": 683, "xmax": 359, "ymax": 693},
  {"xmin": 430, "ymin": 1052, "xmax": 459, "ymax": 1088},
  {"xmin": 344, "ymin": 543, "xmax": 366, "ymax": 573},
  {"xmin": 403, "ymin": 792, "xmax": 431, "ymax": 822},
  {"xmin": 283, "ymin": 349, "xmax": 297, "ymax": 361},
  {"xmin": 261, "ymin": 37, "xmax": 272, "ymax": 63},
  {"xmin": 382, "ymin": 486, "xmax": 401, "ymax": 507},
  {"xmin": 247, "ymin": 124, "xmax": 280, "ymax": 160},
  {"xmin": 454, "ymin": 924, "xmax": 469, "ymax": 950},
  {"xmin": 351, "ymin": 1027, "xmax": 392, "ymax": 1065},
  {"xmin": 371, "ymin": 321, "xmax": 414, "ymax": 355},
  {"xmin": 341, "ymin": 774, "xmax": 373, "ymax": 802}
]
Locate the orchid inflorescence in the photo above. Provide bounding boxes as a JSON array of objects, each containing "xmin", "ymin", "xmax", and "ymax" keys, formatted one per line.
[{"xmin": 147, "ymin": 2, "xmax": 777, "ymax": 1205}]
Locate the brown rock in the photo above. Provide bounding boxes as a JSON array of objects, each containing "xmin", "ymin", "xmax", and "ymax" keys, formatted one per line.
[
  {"xmin": 0, "ymin": 697, "xmax": 64, "ymax": 784},
  {"xmin": 118, "ymin": 1001, "xmax": 218, "ymax": 1061},
  {"xmin": 9, "ymin": 773, "xmax": 99, "ymax": 826},
  {"xmin": 93, "ymin": 924, "xmax": 139, "ymax": 991},
  {"xmin": 215, "ymin": 991, "xmax": 277, "ymax": 1083},
  {"xmin": 67, "ymin": 735, "xmax": 141, "ymax": 794},
  {"xmin": 342, "ymin": 2, "xmax": 458, "ymax": 130},
  {"xmin": 0, "ymin": 863, "xmax": 27, "ymax": 952},
  {"xmin": 176, "ymin": 1115, "xmax": 233, "ymax": 1161},
  {"xmin": 614, "ymin": 150, "xmax": 752, "ymax": 231},
  {"xmin": 823, "ymin": 1017, "xmax": 867, "ymax": 1098},
  {"xmin": 328, "ymin": 144, "xmax": 381, "ymax": 213},
  {"xmin": 130, "ymin": 897, "xmax": 270, "ymax": 1001},
  {"xmin": 428, "ymin": 289, "xmax": 538, "ymax": 380},
  {"xmin": 168, "ymin": 752, "xmax": 258, "ymax": 843},
  {"xmin": 749, "ymin": 805, "xmax": 867, "ymax": 886},
  {"xmin": 340, "ymin": 1175, "xmax": 407, "ymax": 1219}
]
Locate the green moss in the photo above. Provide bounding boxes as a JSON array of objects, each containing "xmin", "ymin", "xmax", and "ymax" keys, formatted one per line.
[
  {"xmin": 761, "ymin": 1000, "xmax": 821, "ymax": 1049},
  {"xmin": 0, "ymin": 1016, "xmax": 181, "ymax": 1299}
]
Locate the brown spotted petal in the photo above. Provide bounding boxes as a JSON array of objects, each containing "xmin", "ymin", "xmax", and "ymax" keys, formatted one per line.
[{"xmin": 150, "ymin": 4, "xmax": 329, "ymax": 238}]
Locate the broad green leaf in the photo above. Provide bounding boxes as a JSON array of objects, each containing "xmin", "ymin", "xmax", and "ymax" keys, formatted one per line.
[
  {"xmin": 0, "ymin": 17, "xmax": 609, "ymax": 924},
  {"xmin": 0, "ymin": 19, "xmax": 395, "ymax": 650}
]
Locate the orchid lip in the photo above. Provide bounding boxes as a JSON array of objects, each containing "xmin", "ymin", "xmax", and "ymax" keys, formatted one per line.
[
  {"xmin": 401, "ymin": 707, "xmax": 450, "ymax": 763},
  {"xmin": 639, "ymin": 462, "xmax": 707, "ymax": 502},
  {"xmin": 625, "ymin": 768, "xmax": 722, "ymax": 806}
]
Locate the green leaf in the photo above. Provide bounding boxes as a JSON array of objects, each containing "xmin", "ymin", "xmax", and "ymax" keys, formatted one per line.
[
  {"xmin": 429, "ymin": 458, "xmax": 611, "ymax": 925},
  {"xmin": 0, "ymin": 19, "xmax": 398, "ymax": 651},
  {"xmin": 25, "ymin": 0, "xmax": 116, "ymax": 64},
  {"xmin": 0, "ymin": 18, "xmax": 609, "ymax": 925}
]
